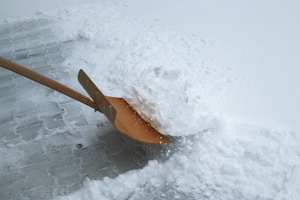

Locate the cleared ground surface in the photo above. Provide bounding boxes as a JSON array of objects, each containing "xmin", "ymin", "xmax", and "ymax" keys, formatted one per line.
[{"xmin": 0, "ymin": 17, "xmax": 168, "ymax": 199}]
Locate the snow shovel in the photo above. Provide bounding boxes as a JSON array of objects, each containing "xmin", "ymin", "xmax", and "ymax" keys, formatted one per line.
[{"xmin": 0, "ymin": 56, "xmax": 170, "ymax": 144}]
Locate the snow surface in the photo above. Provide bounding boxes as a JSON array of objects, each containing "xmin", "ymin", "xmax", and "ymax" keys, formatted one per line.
[
  {"xmin": 1, "ymin": 0, "xmax": 300, "ymax": 199},
  {"xmin": 52, "ymin": 5, "xmax": 227, "ymax": 137}
]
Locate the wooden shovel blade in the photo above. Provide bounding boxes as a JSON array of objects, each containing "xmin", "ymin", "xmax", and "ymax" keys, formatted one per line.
[{"xmin": 78, "ymin": 69, "xmax": 170, "ymax": 144}]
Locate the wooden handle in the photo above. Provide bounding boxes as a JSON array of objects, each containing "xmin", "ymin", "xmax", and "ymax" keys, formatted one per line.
[{"xmin": 0, "ymin": 56, "xmax": 98, "ymax": 111}]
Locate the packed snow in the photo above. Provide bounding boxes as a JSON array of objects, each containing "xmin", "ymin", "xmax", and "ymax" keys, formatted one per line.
[{"xmin": 1, "ymin": 1, "xmax": 300, "ymax": 200}]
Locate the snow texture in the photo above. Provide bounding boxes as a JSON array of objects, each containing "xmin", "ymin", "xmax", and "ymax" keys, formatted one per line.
[{"xmin": 0, "ymin": 1, "xmax": 299, "ymax": 200}]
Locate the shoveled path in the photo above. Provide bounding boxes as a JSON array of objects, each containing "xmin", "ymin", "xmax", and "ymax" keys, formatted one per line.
[{"xmin": 0, "ymin": 17, "xmax": 167, "ymax": 200}]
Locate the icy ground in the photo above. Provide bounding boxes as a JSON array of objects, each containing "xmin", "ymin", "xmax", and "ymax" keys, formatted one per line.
[{"xmin": 1, "ymin": 1, "xmax": 300, "ymax": 200}]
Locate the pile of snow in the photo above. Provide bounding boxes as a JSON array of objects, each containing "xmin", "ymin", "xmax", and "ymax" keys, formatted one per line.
[
  {"xmin": 57, "ymin": 122, "xmax": 300, "ymax": 199},
  {"xmin": 32, "ymin": 2, "xmax": 299, "ymax": 200},
  {"xmin": 53, "ymin": 4, "xmax": 229, "ymax": 137}
]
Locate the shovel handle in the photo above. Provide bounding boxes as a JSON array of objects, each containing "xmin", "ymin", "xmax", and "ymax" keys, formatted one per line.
[{"xmin": 0, "ymin": 56, "xmax": 98, "ymax": 111}]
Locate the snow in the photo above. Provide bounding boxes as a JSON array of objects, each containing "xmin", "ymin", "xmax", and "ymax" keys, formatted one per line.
[
  {"xmin": 57, "ymin": 121, "xmax": 300, "ymax": 199},
  {"xmin": 59, "ymin": 11, "xmax": 225, "ymax": 136},
  {"xmin": 1, "ymin": 0, "xmax": 300, "ymax": 200}
]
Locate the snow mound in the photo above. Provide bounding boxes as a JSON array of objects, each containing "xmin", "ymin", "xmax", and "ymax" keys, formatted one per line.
[
  {"xmin": 51, "ymin": 4, "xmax": 229, "ymax": 137},
  {"xmin": 56, "ymin": 122, "xmax": 300, "ymax": 200}
]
